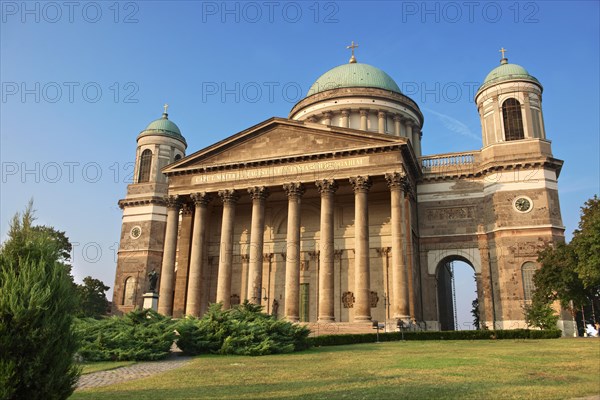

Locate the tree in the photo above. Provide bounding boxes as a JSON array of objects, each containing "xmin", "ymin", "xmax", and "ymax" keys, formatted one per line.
[
  {"xmin": 76, "ymin": 276, "xmax": 110, "ymax": 318},
  {"xmin": 523, "ymin": 300, "xmax": 559, "ymax": 330},
  {"xmin": 471, "ymin": 298, "xmax": 480, "ymax": 329},
  {"xmin": 0, "ymin": 205, "xmax": 80, "ymax": 399},
  {"xmin": 1, "ymin": 200, "xmax": 73, "ymax": 274},
  {"xmin": 534, "ymin": 243, "xmax": 588, "ymax": 316},
  {"xmin": 571, "ymin": 195, "xmax": 600, "ymax": 291},
  {"xmin": 527, "ymin": 195, "xmax": 600, "ymax": 332}
]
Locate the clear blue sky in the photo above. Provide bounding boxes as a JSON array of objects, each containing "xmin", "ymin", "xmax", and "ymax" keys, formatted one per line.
[{"xmin": 1, "ymin": 1, "xmax": 599, "ymax": 325}]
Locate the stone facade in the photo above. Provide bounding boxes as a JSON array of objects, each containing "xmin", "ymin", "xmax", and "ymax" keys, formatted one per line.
[{"xmin": 112, "ymin": 57, "xmax": 567, "ymax": 332}]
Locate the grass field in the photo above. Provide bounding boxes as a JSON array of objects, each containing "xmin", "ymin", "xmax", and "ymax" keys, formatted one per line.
[{"xmin": 73, "ymin": 339, "xmax": 600, "ymax": 399}]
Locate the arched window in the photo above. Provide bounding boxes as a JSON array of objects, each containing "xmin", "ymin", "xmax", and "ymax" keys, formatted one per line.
[
  {"xmin": 174, "ymin": 154, "xmax": 182, "ymax": 161},
  {"xmin": 122, "ymin": 276, "xmax": 136, "ymax": 306},
  {"xmin": 502, "ymin": 98, "xmax": 525, "ymax": 141},
  {"xmin": 138, "ymin": 149, "xmax": 152, "ymax": 183},
  {"xmin": 521, "ymin": 262, "xmax": 537, "ymax": 301}
]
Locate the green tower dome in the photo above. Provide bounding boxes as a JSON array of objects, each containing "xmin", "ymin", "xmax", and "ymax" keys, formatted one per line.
[
  {"xmin": 307, "ymin": 62, "xmax": 402, "ymax": 97},
  {"xmin": 480, "ymin": 58, "xmax": 539, "ymax": 89},
  {"xmin": 138, "ymin": 110, "xmax": 186, "ymax": 144}
]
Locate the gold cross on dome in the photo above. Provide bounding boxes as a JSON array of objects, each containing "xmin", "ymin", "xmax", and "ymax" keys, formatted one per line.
[
  {"xmin": 347, "ymin": 41, "xmax": 359, "ymax": 56},
  {"xmin": 499, "ymin": 47, "xmax": 507, "ymax": 58},
  {"xmin": 163, "ymin": 103, "xmax": 169, "ymax": 114}
]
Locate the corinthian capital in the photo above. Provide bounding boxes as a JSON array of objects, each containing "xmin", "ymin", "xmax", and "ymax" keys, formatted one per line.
[
  {"xmin": 181, "ymin": 203, "xmax": 193, "ymax": 215},
  {"xmin": 349, "ymin": 176, "xmax": 372, "ymax": 193},
  {"xmin": 218, "ymin": 189, "xmax": 240, "ymax": 205},
  {"xmin": 385, "ymin": 171, "xmax": 407, "ymax": 190},
  {"xmin": 283, "ymin": 182, "xmax": 305, "ymax": 198},
  {"xmin": 190, "ymin": 192, "xmax": 211, "ymax": 206},
  {"xmin": 315, "ymin": 179, "xmax": 338, "ymax": 195},
  {"xmin": 164, "ymin": 195, "xmax": 180, "ymax": 209},
  {"xmin": 248, "ymin": 186, "xmax": 270, "ymax": 201}
]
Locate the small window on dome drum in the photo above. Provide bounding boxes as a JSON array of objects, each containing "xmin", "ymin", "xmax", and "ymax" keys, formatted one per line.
[
  {"xmin": 174, "ymin": 154, "xmax": 182, "ymax": 161},
  {"xmin": 138, "ymin": 149, "xmax": 152, "ymax": 183},
  {"xmin": 502, "ymin": 98, "xmax": 525, "ymax": 141}
]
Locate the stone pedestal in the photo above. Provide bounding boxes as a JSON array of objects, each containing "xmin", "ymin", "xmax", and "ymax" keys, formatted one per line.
[{"xmin": 143, "ymin": 292, "xmax": 159, "ymax": 311}]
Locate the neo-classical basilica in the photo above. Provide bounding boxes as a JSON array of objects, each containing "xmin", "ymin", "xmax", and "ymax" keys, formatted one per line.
[{"xmin": 112, "ymin": 49, "xmax": 568, "ymax": 332}]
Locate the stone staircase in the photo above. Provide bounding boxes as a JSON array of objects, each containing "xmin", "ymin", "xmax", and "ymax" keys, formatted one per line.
[{"xmin": 303, "ymin": 322, "xmax": 401, "ymax": 336}]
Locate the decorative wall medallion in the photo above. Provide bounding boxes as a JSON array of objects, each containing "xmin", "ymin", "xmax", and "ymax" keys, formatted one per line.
[
  {"xmin": 342, "ymin": 291, "xmax": 355, "ymax": 308},
  {"xmin": 130, "ymin": 226, "xmax": 142, "ymax": 239},
  {"xmin": 370, "ymin": 291, "xmax": 379, "ymax": 308},
  {"xmin": 513, "ymin": 196, "xmax": 533, "ymax": 213}
]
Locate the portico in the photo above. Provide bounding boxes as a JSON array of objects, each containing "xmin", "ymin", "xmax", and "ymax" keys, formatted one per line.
[{"xmin": 156, "ymin": 119, "xmax": 420, "ymax": 323}]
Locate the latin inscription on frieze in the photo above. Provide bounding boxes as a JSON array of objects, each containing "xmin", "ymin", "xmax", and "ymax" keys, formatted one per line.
[
  {"xmin": 193, "ymin": 157, "xmax": 369, "ymax": 184},
  {"xmin": 426, "ymin": 207, "xmax": 475, "ymax": 221}
]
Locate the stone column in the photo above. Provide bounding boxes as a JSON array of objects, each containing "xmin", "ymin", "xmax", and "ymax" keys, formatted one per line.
[
  {"xmin": 283, "ymin": 182, "xmax": 304, "ymax": 322},
  {"xmin": 158, "ymin": 195, "xmax": 180, "ymax": 316},
  {"xmin": 185, "ymin": 192, "xmax": 211, "ymax": 317},
  {"xmin": 359, "ymin": 109, "xmax": 368, "ymax": 130},
  {"xmin": 341, "ymin": 109, "xmax": 350, "ymax": 128},
  {"xmin": 405, "ymin": 120, "xmax": 414, "ymax": 142},
  {"xmin": 393, "ymin": 115, "xmax": 402, "ymax": 136},
  {"xmin": 403, "ymin": 181, "xmax": 416, "ymax": 321},
  {"xmin": 172, "ymin": 204, "xmax": 193, "ymax": 317},
  {"xmin": 316, "ymin": 179, "xmax": 338, "ymax": 322},
  {"xmin": 322, "ymin": 111, "xmax": 332, "ymax": 126},
  {"xmin": 385, "ymin": 172, "xmax": 410, "ymax": 320},
  {"xmin": 413, "ymin": 127, "xmax": 422, "ymax": 157},
  {"xmin": 216, "ymin": 189, "xmax": 240, "ymax": 308},
  {"xmin": 247, "ymin": 186, "xmax": 269, "ymax": 304},
  {"xmin": 378, "ymin": 111, "xmax": 386, "ymax": 134},
  {"xmin": 350, "ymin": 176, "xmax": 372, "ymax": 322}
]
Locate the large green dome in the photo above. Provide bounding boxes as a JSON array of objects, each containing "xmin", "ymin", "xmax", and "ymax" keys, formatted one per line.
[
  {"xmin": 307, "ymin": 63, "xmax": 401, "ymax": 97},
  {"xmin": 138, "ymin": 112, "xmax": 185, "ymax": 143},
  {"xmin": 482, "ymin": 60, "xmax": 538, "ymax": 86}
]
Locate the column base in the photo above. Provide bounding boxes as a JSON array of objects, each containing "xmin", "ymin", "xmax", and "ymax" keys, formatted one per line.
[
  {"xmin": 286, "ymin": 316, "xmax": 299, "ymax": 323},
  {"xmin": 353, "ymin": 316, "xmax": 372, "ymax": 322}
]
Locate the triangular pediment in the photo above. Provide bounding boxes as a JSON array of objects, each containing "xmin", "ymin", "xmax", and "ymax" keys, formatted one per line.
[{"xmin": 164, "ymin": 117, "xmax": 405, "ymax": 173}]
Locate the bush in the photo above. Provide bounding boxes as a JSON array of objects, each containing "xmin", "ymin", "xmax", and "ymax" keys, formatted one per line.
[
  {"xmin": 175, "ymin": 301, "xmax": 310, "ymax": 356},
  {"xmin": 0, "ymin": 236, "xmax": 80, "ymax": 399},
  {"xmin": 524, "ymin": 300, "xmax": 560, "ymax": 330},
  {"xmin": 308, "ymin": 329, "xmax": 562, "ymax": 347},
  {"xmin": 75, "ymin": 309, "xmax": 176, "ymax": 361}
]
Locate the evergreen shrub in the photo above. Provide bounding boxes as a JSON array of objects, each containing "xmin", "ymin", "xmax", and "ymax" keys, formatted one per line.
[
  {"xmin": 175, "ymin": 301, "xmax": 310, "ymax": 356},
  {"xmin": 75, "ymin": 309, "xmax": 176, "ymax": 361}
]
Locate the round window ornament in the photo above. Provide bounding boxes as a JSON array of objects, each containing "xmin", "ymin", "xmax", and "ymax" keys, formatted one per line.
[
  {"xmin": 513, "ymin": 196, "xmax": 533, "ymax": 213},
  {"xmin": 130, "ymin": 226, "xmax": 142, "ymax": 239}
]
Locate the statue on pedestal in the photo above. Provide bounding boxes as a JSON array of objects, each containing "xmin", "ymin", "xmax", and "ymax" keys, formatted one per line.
[{"xmin": 147, "ymin": 269, "xmax": 159, "ymax": 293}]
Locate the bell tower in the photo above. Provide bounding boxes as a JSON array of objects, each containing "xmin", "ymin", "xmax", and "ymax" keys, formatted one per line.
[
  {"xmin": 112, "ymin": 106, "xmax": 187, "ymax": 314},
  {"xmin": 475, "ymin": 48, "xmax": 546, "ymax": 147},
  {"xmin": 473, "ymin": 50, "xmax": 565, "ymax": 330}
]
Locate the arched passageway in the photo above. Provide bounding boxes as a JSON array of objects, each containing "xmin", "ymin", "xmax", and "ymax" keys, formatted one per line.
[{"xmin": 436, "ymin": 257, "xmax": 478, "ymax": 331}]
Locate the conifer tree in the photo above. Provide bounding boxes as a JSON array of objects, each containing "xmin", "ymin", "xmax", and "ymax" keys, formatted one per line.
[{"xmin": 0, "ymin": 203, "xmax": 80, "ymax": 399}]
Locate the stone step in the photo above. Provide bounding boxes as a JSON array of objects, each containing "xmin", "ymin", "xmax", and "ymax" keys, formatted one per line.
[{"xmin": 302, "ymin": 322, "xmax": 402, "ymax": 335}]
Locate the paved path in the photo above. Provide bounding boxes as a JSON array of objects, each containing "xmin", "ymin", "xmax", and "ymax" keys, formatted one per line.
[{"xmin": 76, "ymin": 356, "xmax": 193, "ymax": 390}]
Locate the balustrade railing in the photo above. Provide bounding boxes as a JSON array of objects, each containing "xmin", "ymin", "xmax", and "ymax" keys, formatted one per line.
[{"xmin": 420, "ymin": 152, "xmax": 479, "ymax": 176}]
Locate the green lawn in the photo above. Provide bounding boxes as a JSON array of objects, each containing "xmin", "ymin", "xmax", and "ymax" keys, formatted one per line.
[
  {"xmin": 80, "ymin": 361, "xmax": 137, "ymax": 375},
  {"xmin": 72, "ymin": 339, "xmax": 600, "ymax": 399}
]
